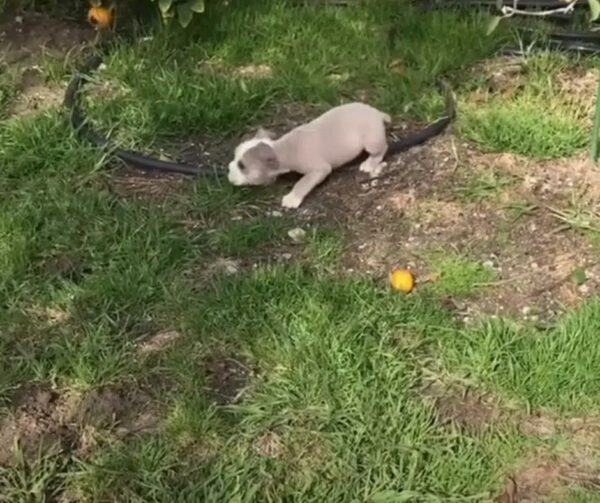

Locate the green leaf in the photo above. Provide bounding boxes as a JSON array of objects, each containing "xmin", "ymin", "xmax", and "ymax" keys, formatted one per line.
[
  {"xmin": 190, "ymin": 0, "xmax": 205, "ymax": 13},
  {"xmin": 590, "ymin": 0, "xmax": 600, "ymax": 21},
  {"xmin": 486, "ymin": 15, "xmax": 502, "ymax": 36},
  {"xmin": 158, "ymin": 0, "xmax": 173, "ymax": 14},
  {"xmin": 177, "ymin": 3, "xmax": 194, "ymax": 28}
]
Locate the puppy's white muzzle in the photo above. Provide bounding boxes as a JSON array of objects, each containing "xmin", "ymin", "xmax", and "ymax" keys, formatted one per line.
[{"xmin": 227, "ymin": 162, "xmax": 245, "ymax": 186}]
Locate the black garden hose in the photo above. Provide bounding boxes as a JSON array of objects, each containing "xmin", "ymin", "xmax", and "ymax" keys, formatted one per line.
[{"xmin": 63, "ymin": 44, "xmax": 225, "ymax": 177}]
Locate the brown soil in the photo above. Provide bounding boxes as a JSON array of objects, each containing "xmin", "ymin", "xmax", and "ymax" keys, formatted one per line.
[
  {"xmin": 136, "ymin": 329, "xmax": 182, "ymax": 355},
  {"xmin": 253, "ymin": 430, "xmax": 285, "ymax": 459},
  {"xmin": 203, "ymin": 353, "xmax": 254, "ymax": 405},
  {"xmin": 1, "ymin": 13, "xmax": 94, "ymax": 117},
  {"xmin": 421, "ymin": 378, "xmax": 513, "ymax": 434},
  {"xmin": 0, "ymin": 383, "xmax": 161, "ymax": 466},
  {"xmin": 0, "ymin": 13, "xmax": 92, "ymax": 65},
  {"xmin": 496, "ymin": 445, "xmax": 600, "ymax": 502}
]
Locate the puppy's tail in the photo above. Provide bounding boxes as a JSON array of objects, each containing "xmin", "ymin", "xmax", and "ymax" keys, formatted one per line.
[
  {"xmin": 381, "ymin": 112, "xmax": 392, "ymax": 124},
  {"xmin": 385, "ymin": 80, "xmax": 456, "ymax": 157}
]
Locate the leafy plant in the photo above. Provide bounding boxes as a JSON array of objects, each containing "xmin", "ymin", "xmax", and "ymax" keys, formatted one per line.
[{"xmin": 153, "ymin": 0, "xmax": 206, "ymax": 27}]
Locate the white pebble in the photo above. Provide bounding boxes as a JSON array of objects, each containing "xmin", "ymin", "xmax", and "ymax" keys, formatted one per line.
[{"xmin": 288, "ymin": 228, "xmax": 306, "ymax": 243}]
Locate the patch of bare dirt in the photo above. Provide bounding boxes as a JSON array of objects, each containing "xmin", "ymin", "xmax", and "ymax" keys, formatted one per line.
[
  {"xmin": 1, "ymin": 13, "xmax": 94, "ymax": 117},
  {"xmin": 253, "ymin": 430, "xmax": 285, "ymax": 458},
  {"xmin": 496, "ymin": 448, "xmax": 600, "ymax": 502},
  {"xmin": 203, "ymin": 353, "xmax": 254, "ymax": 405},
  {"xmin": 556, "ymin": 67, "xmax": 598, "ymax": 123},
  {"xmin": 10, "ymin": 68, "xmax": 64, "ymax": 117},
  {"xmin": 491, "ymin": 413, "xmax": 600, "ymax": 502},
  {"xmin": 421, "ymin": 379, "xmax": 514, "ymax": 433},
  {"xmin": 136, "ymin": 329, "xmax": 182, "ymax": 354},
  {"xmin": 0, "ymin": 384, "xmax": 78, "ymax": 466},
  {"xmin": 108, "ymin": 166, "xmax": 188, "ymax": 200},
  {"xmin": 470, "ymin": 56, "xmax": 527, "ymax": 104},
  {"xmin": 0, "ymin": 13, "xmax": 92, "ymax": 65},
  {"xmin": 234, "ymin": 63, "xmax": 273, "ymax": 79},
  {"xmin": 0, "ymin": 383, "xmax": 161, "ymax": 466},
  {"xmin": 39, "ymin": 252, "xmax": 87, "ymax": 281},
  {"xmin": 26, "ymin": 304, "xmax": 70, "ymax": 326}
]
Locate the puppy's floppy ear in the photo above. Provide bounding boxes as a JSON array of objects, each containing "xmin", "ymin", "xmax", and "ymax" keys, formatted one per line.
[
  {"xmin": 251, "ymin": 142, "xmax": 279, "ymax": 170},
  {"xmin": 255, "ymin": 127, "xmax": 276, "ymax": 140}
]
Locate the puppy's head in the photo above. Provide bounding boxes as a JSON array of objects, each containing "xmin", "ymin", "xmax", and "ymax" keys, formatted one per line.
[{"xmin": 228, "ymin": 128, "xmax": 279, "ymax": 186}]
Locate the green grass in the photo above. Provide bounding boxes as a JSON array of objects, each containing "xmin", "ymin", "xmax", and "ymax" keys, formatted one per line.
[
  {"xmin": 2, "ymin": 1, "xmax": 600, "ymax": 500},
  {"xmin": 69, "ymin": 269, "xmax": 523, "ymax": 502},
  {"xmin": 459, "ymin": 53, "xmax": 592, "ymax": 158},
  {"xmin": 437, "ymin": 299, "xmax": 600, "ymax": 412},
  {"xmin": 426, "ymin": 250, "xmax": 497, "ymax": 296},
  {"xmin": 460, "ymin": 96, "xmax": 588, "ymax": 159},
  {"xmin": 455, "ymin": 169, "xmax": 517, "ymax": 202},
  {"xmin": 0, "ymin": 65, "xmax": 18, "ymax": 119}
]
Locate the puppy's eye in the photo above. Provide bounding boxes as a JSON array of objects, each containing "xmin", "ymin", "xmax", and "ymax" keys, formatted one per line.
[{"xmin": 238, "ymin": 161, "xmax": 246, "ymax": 171}]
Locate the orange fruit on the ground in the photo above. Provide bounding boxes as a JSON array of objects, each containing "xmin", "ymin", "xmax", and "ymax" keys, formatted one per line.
[
  {"xmin": 88, "ymin": 5, "xmax": 114, "ymax": 29},
  {"xmin": 389, "ymin": 269, "xmax": 415, "ymax": 293}
]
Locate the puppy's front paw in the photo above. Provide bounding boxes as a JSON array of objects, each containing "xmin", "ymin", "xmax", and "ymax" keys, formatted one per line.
[{"xmin": 281, "ymin": 192, "xmax": 303, "ymax": 209}]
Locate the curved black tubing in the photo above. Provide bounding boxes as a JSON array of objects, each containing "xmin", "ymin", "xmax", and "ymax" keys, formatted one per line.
[{"xmin": 63, "ymin": 46, "xmax": 224, "ymax": 177}]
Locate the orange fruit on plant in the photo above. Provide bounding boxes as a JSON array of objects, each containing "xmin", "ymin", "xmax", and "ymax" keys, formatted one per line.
[
  {"xmin": 389, "ymin": 269, "xmax": 415, "ymax": 293},
  {"xmin": 88, "ymin": 5, "xmax": 114, "ymax": 29}
]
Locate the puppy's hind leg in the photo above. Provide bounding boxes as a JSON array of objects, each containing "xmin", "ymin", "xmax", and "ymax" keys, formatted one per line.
[{"xmin": 359, "ymin": 133, "xmax": 388, "ymax": 178}]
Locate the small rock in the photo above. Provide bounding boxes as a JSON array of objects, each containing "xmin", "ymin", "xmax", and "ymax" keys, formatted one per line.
[
  {"xmin": 483, "ymin": 260, "xmax": 495, "ymax": 269},
  {"xmin": 522, "ymin": 306, "xmax": 531, "ymax": 315},
  {"xmin": 224, "ymin": 263, "xmax": 239, "ymax": 275},
  {"xmin": 270, "ymin": 210, "xmax": 283, "ymax": 218},
  {"xmin": 281, "ymin": 253, "xmax": 292, "ymax": 260},
  {"xmin": 15, "ymin": 15, "xmax": 23, "ymax": 23},
  {"xmin": 579, "ymin": 284, "xmax": 590, "ymax": 295},
  {"xmin": 288, "ymin": 228, "xmax": 306, "ymax": 243}
]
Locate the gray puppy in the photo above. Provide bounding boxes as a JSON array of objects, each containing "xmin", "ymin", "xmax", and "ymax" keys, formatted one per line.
[{"xmin": 227, "ymin": 102, "xmax": 391, "ymax": 209}]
